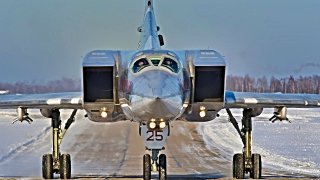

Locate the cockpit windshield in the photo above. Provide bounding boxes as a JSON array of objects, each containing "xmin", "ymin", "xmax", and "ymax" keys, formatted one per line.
[
  {"xmin": 131, "ymin": 54, "xmax": 180, "ymax": 73},
  {"xmin": 132, "ymin": 58, "xmax": 150, "ymax": 73},
  {"xmin": 161, "ymin": 57, "xmax": 179, "ymax": 73}
]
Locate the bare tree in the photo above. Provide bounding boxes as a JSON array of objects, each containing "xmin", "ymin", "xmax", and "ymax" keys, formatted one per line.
[
  {"xmin": 0, "ymin": 78, "xmax": 81, "ymax": 94},
  {"xmin": 226, "ymin": 75, "xmax": 319, "ymax": 94}
]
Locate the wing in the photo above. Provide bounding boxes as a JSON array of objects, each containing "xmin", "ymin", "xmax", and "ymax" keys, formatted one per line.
[
  {"xmin": 225, "ymin": 91, "xmax": 320, "ymax": 108},
  {"xmin": 0, "ymin": 92, "xmax": 82, "ymax": 109}
]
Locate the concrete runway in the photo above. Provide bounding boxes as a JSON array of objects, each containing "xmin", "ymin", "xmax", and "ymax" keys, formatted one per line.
[
  {"xmin": 0, "ymin": 110, "xmax": 318, "ymax": 179},
  {"xmin": 67, "ymin": 121, "xmax": 230, "ymax": 179},
  {"xmin": 0, "ymin": 110, "xmax": 230, "ymax": 179}
]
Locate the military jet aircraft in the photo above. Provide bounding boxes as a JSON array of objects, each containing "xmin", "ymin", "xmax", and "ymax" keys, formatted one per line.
[{"xmin": 0, "ymin": 0, "xmax": 319, "ymax": 179}]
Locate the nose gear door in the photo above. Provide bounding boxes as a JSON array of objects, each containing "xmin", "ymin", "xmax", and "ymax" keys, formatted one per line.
[{"xmin": 140, "ymin": 124, "xmax": 169, "ymax": 150}]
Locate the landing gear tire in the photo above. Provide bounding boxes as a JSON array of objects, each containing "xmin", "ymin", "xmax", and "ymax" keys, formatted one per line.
[
  {"xmin": 250, "ymin": 154, "xmax": 262, "ymax": 179},
  {"xmin": 233, "ymin": 153, "xmax": 245, "ymax": 179},
  {"xmin": 159, "ymin": 154, "xmax": 167, "ymax": 180},
  {"xmin": 143, "ymin": 154, "xmax": 151, "ymax": 180},
  {"xmin": 42, "ymin": 154, "xmax": 53, "ymax": 179},
  {"xmin": 59, "ymin": 154, "xmax": 71, "ymax": 179}
]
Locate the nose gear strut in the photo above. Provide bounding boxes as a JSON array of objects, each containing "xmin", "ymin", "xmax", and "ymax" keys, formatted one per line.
[{"xmin": 140, "ymin": 124, "xmax": 168, "ymax": 180}]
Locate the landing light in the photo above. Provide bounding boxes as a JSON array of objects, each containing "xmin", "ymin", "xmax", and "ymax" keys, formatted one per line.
[
  {"xmin": 101, "ymin": 111, "xmax": 108, "ymax": 118},
  {"xmin": 199, "ymin": 111, "xmax": 206, "ymax": 118},
  {"xmin": 199, "ymin": 106, "xmax": 206, "ymax": 118},
  {"xmin": 159, "ymin": 121, "xmax": 166, "ymax": 129},
  {"xmin": 149, "ymin": 121, "xmax": 156, "ymax": 129},
  {"xmin": 100, "ymin": 107, "xmax": 108, "ymax": 118}
]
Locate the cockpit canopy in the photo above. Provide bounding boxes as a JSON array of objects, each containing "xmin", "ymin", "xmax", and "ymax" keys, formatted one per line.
[
  {"xmin": 131, "ymin": 54, "xmax": 180, "ymax": 73},
  {"xmin": 132, "ymin": 58, "xmax": 149, "ymax": 73}
]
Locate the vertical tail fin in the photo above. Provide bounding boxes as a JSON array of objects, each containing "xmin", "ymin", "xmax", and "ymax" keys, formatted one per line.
[{"xmin": 137, "ymin": 0, "xmax": 163, "ymax": 50}]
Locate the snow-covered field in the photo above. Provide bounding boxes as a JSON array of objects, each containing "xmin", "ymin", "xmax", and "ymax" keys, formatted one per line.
[
  {"xmin": 198, "ymin": 108, "xmax": 320, "ymax": 177},
  {"xmin": 0, "ymin": 109, "xmax": 85, "ymax": 177}
]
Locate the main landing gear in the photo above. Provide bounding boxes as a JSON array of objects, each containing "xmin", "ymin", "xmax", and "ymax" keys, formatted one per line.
[
  {"xmin": 42, "ymin": 109, "xmax": 77, "ymax": 179},
  {"xmin": 226, "ymin": 108, "xmax": 262, "ymax": 179}
]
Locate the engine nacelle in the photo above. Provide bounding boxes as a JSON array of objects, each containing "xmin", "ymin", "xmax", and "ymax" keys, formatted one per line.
[
  {"xmin": 82, "ymin": 50, "xmax": 127, "ymax": 122},
  {"xmin": 182, "ymin": 50, "xmax": 226, "ymax": 122}
]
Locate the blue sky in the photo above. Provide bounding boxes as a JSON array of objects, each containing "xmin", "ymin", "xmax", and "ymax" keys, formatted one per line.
[{"xmin": 0, "ymin": 0, "xmax": 319, "ymax": 82}]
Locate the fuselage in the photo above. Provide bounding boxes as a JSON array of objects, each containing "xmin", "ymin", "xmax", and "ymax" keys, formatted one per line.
[
  {"xmin": 119, "ymin": 1, "xmax": 189, "ymax": 124},
  {"xmin": 119, "ymin": 50, "xmax": 190, "ymax": 124}
]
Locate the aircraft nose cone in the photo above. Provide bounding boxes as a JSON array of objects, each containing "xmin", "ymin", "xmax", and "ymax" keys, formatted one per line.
[
  {"xmin": 130, "ymin": 94, "xmax": 183, "ymax": 120},
  {"xmin": 131, "ymin": 70, "xmax": 181, "ymax": 99},
  {"xmin": 148, "ymin": 71, "xmax": 166, "ymax": 98},
  {"xmin": 129, "ymin": 70, "xmax": 184, "ymax": 120}
]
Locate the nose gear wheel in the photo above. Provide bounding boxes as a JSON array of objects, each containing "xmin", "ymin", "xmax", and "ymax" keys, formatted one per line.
[
  {"xmin": 159, "ymin": 154, "xmax": 167, "ymax": 180},
  {"xmin": 143, "ymin": 154, "xmax": 152, "ymax": 180}
]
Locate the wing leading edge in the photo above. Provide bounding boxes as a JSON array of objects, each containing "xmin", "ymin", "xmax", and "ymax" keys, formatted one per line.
[
  {"xmin": 0, "ymin": 92, "xmax": 82, "ymax": 109},
  {"xmin": 225, "ymin": 91, "xmax": 320, "ymax": 108}
]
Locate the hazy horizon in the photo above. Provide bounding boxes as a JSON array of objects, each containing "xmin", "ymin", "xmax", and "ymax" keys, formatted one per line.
[{"xmin": 0, "ymin": 0, "xmax": 319, "ymax": 82}]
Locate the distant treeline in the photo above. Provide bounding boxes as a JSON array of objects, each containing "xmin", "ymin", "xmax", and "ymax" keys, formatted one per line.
[
  {"xmin": 227, "ymin": 75, "xmax": 320, "ymax": 94},
  {"xmin": 0, "ymin": 78, "xmax": 81, "ymax": 94},
  {"xmin": 0, "ymin": 75, "xmax": 319, "ymax": 94}
]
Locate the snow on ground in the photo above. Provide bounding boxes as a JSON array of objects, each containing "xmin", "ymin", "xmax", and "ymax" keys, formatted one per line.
[
  {"xmin": 0, "ymin": 109, "xmax": 87, "ymax": 176},
  {"xmin": 198, "ymin": 108, "xmax": 320, "ymax": 177},
  {"xmin": 0, "ymin": 108, "xmax": 319, "ymax": 178}
]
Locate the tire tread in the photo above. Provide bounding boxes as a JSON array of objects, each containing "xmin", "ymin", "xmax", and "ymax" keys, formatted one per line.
[
  {"xmin": 159, "ymin": 154, "xmax": 167, "ymax": 180},
  {"xmin": 143, "ymin": 154, "xmax": 151, "ymax": 180},
  {"xmin": 60, "ymin": 154, "xmax": 71, "ymax": 179},
  {"xmin": 42, "ymin": 154, "xmax": 53, "ymax": 179},
  {"xmin": 233, "ymin": 153, "xmax": 245, "ymax": 179},
  {"xmin": 251, "ymin": 153, "xmax": 262, "ymax": 179}
]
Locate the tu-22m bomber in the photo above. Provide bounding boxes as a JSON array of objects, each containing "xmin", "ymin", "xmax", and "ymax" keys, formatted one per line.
[{"xmin": 0, "ymin": 0, "xmax": 320, "ymax": 179}]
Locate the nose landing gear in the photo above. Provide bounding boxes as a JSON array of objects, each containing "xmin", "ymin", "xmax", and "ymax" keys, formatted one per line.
[{"xmin": 140, "ymin": 124, "xmax": 169, "ymax": 180}]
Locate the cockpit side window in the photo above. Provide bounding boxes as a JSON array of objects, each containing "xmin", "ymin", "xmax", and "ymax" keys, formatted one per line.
[
  {"xmin": 132, "ymin": 58, "xmax": 150, "ymax": 73},
  {"xmin": 161, "ymin": 57, "xmax": 179, "ymax": 73}
]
